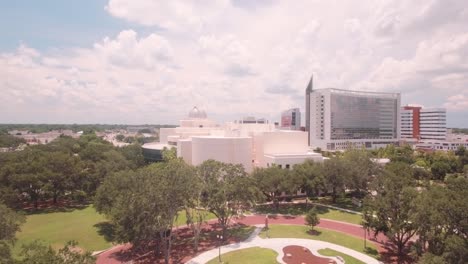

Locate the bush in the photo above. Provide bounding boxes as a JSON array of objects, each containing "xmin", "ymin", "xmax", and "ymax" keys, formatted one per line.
[
  {"xmin": 71, "ymin": 190, "xmax": 87, "ymax": 203},
  {"xmin": 305, "ymin": 207, "xmax": 320, "ymax": 231}
]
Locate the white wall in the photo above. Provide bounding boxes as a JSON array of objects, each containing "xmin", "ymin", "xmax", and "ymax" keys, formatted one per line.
[
  {"xmin": 191, "ymin": 136, "xmax": 253, "ymax": 172},
  {"xmin": 177, "ymin": 139, "xmax": 192, "ymax": 165}
]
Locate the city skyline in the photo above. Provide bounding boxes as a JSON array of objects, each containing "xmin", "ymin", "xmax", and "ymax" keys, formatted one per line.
[{"xmin": 1, "ymin": 0, "xmax": 468, "ymax": 127}]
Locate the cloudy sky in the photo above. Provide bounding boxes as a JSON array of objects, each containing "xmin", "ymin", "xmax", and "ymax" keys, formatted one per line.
[{"xmin": 1, "ymin": 0, "xmax": 468, "ymax": 127}]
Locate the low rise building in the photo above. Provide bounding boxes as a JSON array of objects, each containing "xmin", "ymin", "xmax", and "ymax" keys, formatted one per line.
[{"xmin": 143, "ymin": 106, "xmax": 323, "ymax": 171}]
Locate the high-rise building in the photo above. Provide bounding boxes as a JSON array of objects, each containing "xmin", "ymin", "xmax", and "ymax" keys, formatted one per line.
[
  {"xmin": 307, "ymin": 88, "xmax": 401, "ymax": 150},
  {"xmin": 280, "ymin": 108, "xmax": 301, "ymax": 130},
  {"xmin": 401, "ymin": 106, "xmax": 446, "ymax": 140},
  {"xmin": 305, "ymin": 75, "xmax": 313, "ymax": 144}
]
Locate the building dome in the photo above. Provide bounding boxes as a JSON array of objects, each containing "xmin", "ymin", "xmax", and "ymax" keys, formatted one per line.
[{"xmin": 188, "ymin": 106, "xmax": 207, "ymax": 119}]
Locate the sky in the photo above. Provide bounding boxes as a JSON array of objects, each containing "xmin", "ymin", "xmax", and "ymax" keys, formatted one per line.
[{"xmin": 1, "ymin": 0, "xmax": 468, "ymax": 127}]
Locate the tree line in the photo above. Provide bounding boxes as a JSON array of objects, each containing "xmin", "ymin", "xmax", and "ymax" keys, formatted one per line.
[
  {"xmin": 1, "ymin": 136, "xmax": 467, "ymax": 263},
  {"xmin": 0, "ymin": 132, "xmax": 149, "ymax": 263}
]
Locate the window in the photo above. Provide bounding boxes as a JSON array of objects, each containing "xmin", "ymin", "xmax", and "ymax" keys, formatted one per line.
[{"xmin": 285, "ymin": 164, "xmax": 290, "ymax": 169}]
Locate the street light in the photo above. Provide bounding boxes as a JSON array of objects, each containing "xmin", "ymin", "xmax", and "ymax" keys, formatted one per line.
[{"xmin": 216, "ymin": 234, "xmax": 223, "ymax": 263}]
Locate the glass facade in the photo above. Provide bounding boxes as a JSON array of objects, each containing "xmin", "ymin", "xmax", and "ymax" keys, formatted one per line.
[{"xmin": 329, "ymin": 91, "xmax": 398, "ymax": 140}]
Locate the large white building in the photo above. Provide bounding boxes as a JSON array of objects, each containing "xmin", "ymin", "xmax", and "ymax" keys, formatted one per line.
[
  {"xmin": 306, "ymin": 82, "xmax": 401, "ymax": 151},
  {"xmin": 400, "ymin": 106, "xmax": 446, "ymax": 141},
  {"xmin": 143, "ymin": 107, "xmax": 323, "ymax": 172}
]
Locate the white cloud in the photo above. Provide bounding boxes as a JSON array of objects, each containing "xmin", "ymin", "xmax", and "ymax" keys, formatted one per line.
[
  {"xmin": 444, "ymin": 94, "xmax": 468, "ymax": 111},
  {"xmin": 2, "ymin": 0, "xmax": 468, "ymax": 126},
  {"xmin": 105, "ymin": 0, "xmax": 230, "ymax": 32}
]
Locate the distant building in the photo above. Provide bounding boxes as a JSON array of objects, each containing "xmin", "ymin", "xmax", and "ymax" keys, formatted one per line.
[
  {"xmin": 305, "ymin": 75, "xmax": 313, "ymax": 145},
  {"xmin": 143, "ymin": 106, "xmax": 323, "ymax": 171},
  {"xmin": 306, "ymin": 81, "xmax": 401, "ymax": 150},
  {"xmin": 401, "ymin": 106, "xmax": 446, "ymax": 141},
  {"xmin": 280, "ymin": 108, "xmax": 301, "ymax": 130}
]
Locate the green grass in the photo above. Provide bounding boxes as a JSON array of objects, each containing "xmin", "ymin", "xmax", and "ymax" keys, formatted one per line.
[
  {"xmin": 206, "ymin": 247, "xmax": 279, "ymax": 264},
  {"xmin": 316, "ymin": 207, "xmax": 362, "ymax": 225},
  {"xmin": 316, "ymin": 196, "xmax": 363, "ymax": 212},
  {"xmin": 259, "ymin": 224, "xmax": 378, "ymax": 258},
  {"xmin": 318, "ymin": 248, "xmax": 365, "ymax": 264},
  {"xmin": 174, "ymin": 210, "xmax": 217, "ymax": 226},
  {"xmin": 13, "ymin": 205, "xmax": 217, "ymax": 258},
  {"xmin": 255, "ymin": 203, "xmax": 362, "ymax": 225},
  {"xmin": 14, "ymin": 205, "xmax": 112, "ymax": 256}
]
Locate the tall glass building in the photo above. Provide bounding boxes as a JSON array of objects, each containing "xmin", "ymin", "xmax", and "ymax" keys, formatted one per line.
[{"xmin": 307, "ymin": 87, "xmax": 400, "ymax": 150}]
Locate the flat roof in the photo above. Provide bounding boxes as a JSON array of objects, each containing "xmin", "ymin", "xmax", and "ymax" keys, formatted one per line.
[{"xmin": 142, "ymin": 143, "xmax": 172, "ymax": 150}]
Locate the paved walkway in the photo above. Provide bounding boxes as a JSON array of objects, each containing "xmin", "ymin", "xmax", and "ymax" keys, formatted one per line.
[
  {"xmin": 187, "ymin": 226, "xmax": 380, "ymax": 264},
  {"xmin": 96, "ymin": 215, "xmax": 387, "ymax": 263}
]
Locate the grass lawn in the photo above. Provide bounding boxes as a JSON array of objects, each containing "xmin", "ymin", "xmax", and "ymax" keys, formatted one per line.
[
  {"xmin": 14, "ymin": 205, "xmax": 218, "ymax": 258},
  {"xmin": 258, "ymin": 224, "xmax": 378, "ymax": 259},
  {"xmin": 174, "ymin": 210, "xmax": 217, "ymax": 226},
  {"xmin": 206, "ymin": 247, "xmax": 278, "ymax": 264},
  {"xmin": 13, "ymin": 205, "xmax": 112, "ymax": 257},
  {"xmin": 316, "ymin": 196, "xmax": 363, "ymax": 212},
  {"xmin": 255, "ymin": 203, "xmax": 362, "ymax": 225},
  {"xmin": 318, "ymin": 248, "xmax": 365, "ymax": 264}
]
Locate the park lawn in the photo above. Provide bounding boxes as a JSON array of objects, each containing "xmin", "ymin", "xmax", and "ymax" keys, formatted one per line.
[
  {"xmin": 258, "ymin": 225, "xmax": 378, "ymax": 258},
  {"xmin": 174, "ymin": 210, "xmax": 217, "ymax": 226},
  {"xmin": 316, "ymin": 207, "xmax": 362, "ymax": 225},
  {"xmin": 318, "ymin": 248, "xmax": 365, "ymax": 264},
  {"xmin": 255, "ymin": 204, "xmax": 362, "ymax": 225},
  {"xmin": 13, "ymin": 205, "xmax": 112, "ymax": 257},
  {"xmin": 206, "ymin": 247, "xmax": 279, "ymax": 264},
  {"xmin": 13, "ymin": 205, "xmax": 217, "ymax": 257}
]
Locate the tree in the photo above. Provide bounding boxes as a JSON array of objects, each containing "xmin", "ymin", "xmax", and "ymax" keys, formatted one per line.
[
  {"xmin": 118, "ymin": 144, "xmax": 145, "ymax": 169},
  {"xmin": 430, "ymin": 161, "xmax": 450, "ymax": 180},
  {"xmin": 323, "ymin": 157, "xmax": 348, "ymax": 203},
  {"xmin": 362, "ymin": 162, "xmax": 418, "ymax": 260},
  {"xmin": 115, "ymin": 134, "xmax": 125, "ymax": 142},
  {"xmin": 42, "ymin": 152, "xmax": 80, "ymax": 204},
  {"xmin": 0, "ymin": 203, "xmax": 25, "ymax": 263},
  {"xmin": 252, "ymin": 166, "xmax": 289, "ymax": 211},
  {"xmin": 291, "ymin": 160, "xmax": 324, "ymax": 207},
  {"xmin": 95, "ymin": 159, "xmax": 197, "ymax": 264},
  {"xmin": 305, "ymin": 207, "xmax": 320, "ymax": 231},
  {"xmin": 200, "ymin": 160, "xmax": 259, "ymax": 240},
  {"xmin": 342, "ymin": 148, "xmax": 377, "ymax": 194},
  {"xmin": 161, "ymin": 147, "xmax": 177, "ymax": 161},
  {"xmin": 18, "ymin": 240, "xmax": 95, "ymax": 264}
]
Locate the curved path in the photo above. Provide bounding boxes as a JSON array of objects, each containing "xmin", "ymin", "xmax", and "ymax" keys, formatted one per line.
[
  {"xmin": 96, "ymin": 215, "xmax": 387, "ymax": 264},
  {"xmin": 187, "ymin": 226, "xmax": 380, "ymax": 264}
]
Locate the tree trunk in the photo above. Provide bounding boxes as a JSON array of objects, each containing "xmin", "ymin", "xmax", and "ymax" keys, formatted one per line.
[
  {"xmin": 194, "ymin": 230, "xmax": 200, "ymax": 252},
  {"xmin": 53, "ymin": 192, "xmax": 58, "ymax": 204},
  {"xmin": 222, "ymin": 223, "xmax": 228, "ymax": 242},
  {"xmin": 332, "ymin": 187, "xmax": 337, "ymax": 203}
]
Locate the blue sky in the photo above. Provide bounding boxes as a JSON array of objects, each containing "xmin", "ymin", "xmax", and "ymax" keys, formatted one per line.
[{"xmin": 1, "ymin": 0, "xmax": 467, "ymax": 127}]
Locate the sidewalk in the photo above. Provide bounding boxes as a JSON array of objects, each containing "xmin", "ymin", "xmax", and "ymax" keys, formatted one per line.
[{"xmin": 187, "ymin": 226, "xmax": 380, "ymax": 264}]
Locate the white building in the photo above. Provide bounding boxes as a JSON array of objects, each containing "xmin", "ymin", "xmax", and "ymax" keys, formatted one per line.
[
  {"xmin": 400, "ymin": 106, "xmax": 446, "ymax": 141},
  {"xmin": 143, "ymin": 107, "xmax": 323, "ymax": 172},
  {"xmin": 420, "ymin": 108, "xmax": 446, "ymax": 140},
  {"xmin": 307, "ymin": 85, "xmax": 401, "ymax": 151}
]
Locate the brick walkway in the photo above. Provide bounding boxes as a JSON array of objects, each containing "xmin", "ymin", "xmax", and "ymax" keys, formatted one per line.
[{"xmin": 96, "ymin": 215, "xmax": 387, "ymax": 264}]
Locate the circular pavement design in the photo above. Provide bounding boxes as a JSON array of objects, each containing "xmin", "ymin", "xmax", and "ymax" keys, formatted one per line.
[{"xmin": 187, "ymin": 226, "xmax": 380, "ymax": 264}]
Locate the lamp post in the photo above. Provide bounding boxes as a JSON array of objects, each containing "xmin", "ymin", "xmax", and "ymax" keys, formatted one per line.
[
  {"xmin": 364, "ymin": 228, "xmax": 367, "ymax": 249},
  {"xmin": 216, "ymin": 234, "xmax": 223, "ymax": 263}
]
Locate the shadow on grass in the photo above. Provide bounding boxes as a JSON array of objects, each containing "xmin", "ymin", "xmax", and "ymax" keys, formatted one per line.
[
  {"xmin": 94, "ymin": 221, "xmax": 116, "ymax": 242},
  {"xmin": 306, "ymin": 229, "xmax": 322, "ymax": 236},
  {"xmin": 22, "ymin": 202, "xmax": 90, "ymax": 215},
  {"xmin": 364, "ymin": 246, "xmax": 378, "ymax": 256}
]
